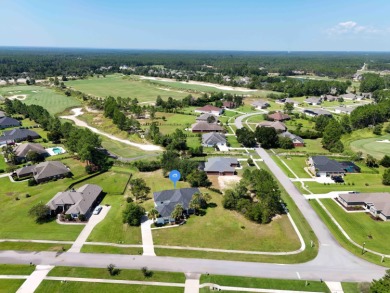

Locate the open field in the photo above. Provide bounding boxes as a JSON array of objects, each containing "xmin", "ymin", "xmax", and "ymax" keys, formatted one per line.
[
  {"xmin": 321, "ymin": 199, "xmax": 390, "ymax": 254},
  {"xmin": 48, "ymin": 266, "xmax": 185, "ymax": 283},
  {"xmin": 139, "ymin": 112, "xmax": 196, "ymax": 135},
  {"xmin": 153, "ymin": 191, "xmax": 300, "ymax": 251},
  {"xmin": 0, "ymin": 280, "xmax": 25, "ymax": 293},
  {"xmin": 0, "ymin": 85, "xmax": 81, "ymax": 115},
  {"xmin": 100, "ymin": 135, "xmax": 158, "ymax": 159},
  {"xmin": 310, "ymin": 200, "xmax": 390, "ymax": 267},
  {"xmin": 200, "ymin": 275, "xmax": 330, "ymax": 292},
  {"xmin": 65, "ymin": 75, "xmax": 188, "ymax": 102},
  {"xmin": 273, "ymin": 155, "xmax": 311, "ymax": 178},
  {"xmin": 350, "ymin": 134, "xmax": 390, "ymax": 159},
  {"xmin": 36, "ymin": 281, "xmax": 183, "ymax": 293}
]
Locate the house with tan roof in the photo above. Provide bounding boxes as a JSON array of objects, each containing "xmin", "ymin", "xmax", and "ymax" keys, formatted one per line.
[
  {"xmin": 267, "ymin": 111, "xmax": 290, "ymax": 122},
  {"xmin": 257, "ymin": 121, "xmax": 287, "ymax": 132},
  {"xmin": 13, "ymin": 143, "xmax": 48, "ymax": 163},
  {"xmin": 194, "ymin": 105, "xmax": 223, "ymax": 116},
  {"xmin": 191, "ymin": 121, "xmax": 224, "ymax": 133}
]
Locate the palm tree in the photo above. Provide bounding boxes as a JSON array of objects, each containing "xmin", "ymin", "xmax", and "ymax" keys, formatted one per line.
[
  {"xmin": 148, "ymin": 208, "xmax": 159, "ymax": 221},
  {"xmin": 189, "ymin": 193, "xmax": 211, "ymax": 214},
  {"xmin": 170, "ymin": 204, "xmax": 184, "ymax": 223}
]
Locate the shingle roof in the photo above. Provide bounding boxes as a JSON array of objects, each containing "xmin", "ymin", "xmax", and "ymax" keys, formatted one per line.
[
  {"xmin": 268, "ymin": 112, "xmax": 290, "ymax": 121},
  {"xmin": 154, "ymin": 188, "xmax": 200, "ymax": 218},
  {"xmin": 47, "ymin": 184, "xmax": 102, "ymax": 215},
  {"xmin": 195, "ymin": 105, "xmax": 222, "ymax": 112},
  {"xmin": 192, "ymin": 122, "xmax": 224, "ymax": 132},
  {"xmin": 14, "ymin": 143, "xmax": 47, "ymax": 158},
  {"xmin": 33, "ymin": 161, "xmax": 69, "ymax": 180},
  {"xmin": 0, "ymin": 117, "xmax": 21, "ymax": 128},
  {"xmin": 280, "ymin": 131, "xmax": 304, "ymax": 143},
  {"xmin": 202, "ymin": 132, "xmax": 226, "ymax": 145},
  {"xmin": 0, "ymin": 129, "xmax": 40, "ymax": 144},
  {"xmin": 311, "ymin": 156, "xmax": 344, "ymax": 173},
  {"xmin": 251, "ymin": 99, "xmax": 270, "ymax": 107},
  {"xmin": 257, "ymin": 121, "xmax": 287, "ymax": 132},
  {"xmin": 305, "ymin": 97, "xmax": 322, "ymax": 104},
  {"xmin": 339, "ymin": 193, "xmax": 390, "ymax": 217},
  {"xmin": 304, "ymin": 109, "xmax": 332, "ymax": 116},
  {"xmin": 196, "ymin": 113, "xmax": 218, "ymax": 122},
  {"xmin": 204, "ymin": 157, "xmax": 238, "ymax": 173}
]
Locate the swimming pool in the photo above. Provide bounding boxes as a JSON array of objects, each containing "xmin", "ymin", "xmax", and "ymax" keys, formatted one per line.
[{"xmin": 46, "ymin": 146, "xmax": 66, "ymax": 156}]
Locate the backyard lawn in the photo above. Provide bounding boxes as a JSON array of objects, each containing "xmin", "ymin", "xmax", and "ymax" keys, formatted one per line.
[
  {"xmin": 321, "ymin": 199, "xmax": 390, "ymax": 254},
  {"xmin": 36, "ymin": 281, "xmax": 183, "ymax": 293},
  {"xmin": 0, "ymin": 85, "xmax": 81, "ymax": 115},
  {"xmin": 0, "ymin": 264, "xmax": 35, "ymax": 275},
  {"xmin": 0, "ymin": 280, "xmax": 25, "ymax": 293},
  {"xmin": 273, "ymin": 155, "xmax": 311, "ymax": 178},
  {"xmin": 65, "ymin": 75, "xmax": 188, "ymax": 102}
]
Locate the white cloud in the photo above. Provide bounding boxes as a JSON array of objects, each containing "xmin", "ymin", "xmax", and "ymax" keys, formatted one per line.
[{"xmin": 327, "ymin": 21, "xmax": 382, "ymax": 35}]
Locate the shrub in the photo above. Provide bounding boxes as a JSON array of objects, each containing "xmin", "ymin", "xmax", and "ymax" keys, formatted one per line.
[
  {"xmin": 28, "ymin": 203, "xmax": 50, "ymax": 223},
  {"xmin": 141, "ymin": 267, "xmax": 153, "ymax": 278},
  {"xmin": 78, "ymin": 214, "xmax": 86, "ymax": 221},
  {"xmin": 383, "ymin": 169, "xmax": 390, "ymax": 186},
  {"xmin": 28, "ymin": 178, "xmax": 37, "ymax": 186},
  {"xmin": 65, "ymin": 214, "xmax": 72, "ymax": 221},
  {"xmin": 25, "ymin": 194, "xmax": 31, "ymax": 198},
  {"xmin": 126, "ymin": 197, "xmax": 133, "ymax": 203},
  {"xmin": 15, "ymin": 196, "xmax": 20, "ymax": 201},
  {"xmin": 0, "ymin": 169, "xmax": 4, "ymax": 173}
]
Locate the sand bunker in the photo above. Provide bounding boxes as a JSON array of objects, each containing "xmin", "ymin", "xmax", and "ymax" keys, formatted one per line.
[
  {"xmin": 377, "ymin": 139, "xmax": 390, "ymax": 143},
  {"xmin": 7, "ymin": 94, "xmax": 28, "ymax": 100}
]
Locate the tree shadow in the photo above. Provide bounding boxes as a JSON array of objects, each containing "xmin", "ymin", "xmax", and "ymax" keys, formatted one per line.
[{"xmin": 207, "ymin": 202, "xmax": 217, "ymax": 208}]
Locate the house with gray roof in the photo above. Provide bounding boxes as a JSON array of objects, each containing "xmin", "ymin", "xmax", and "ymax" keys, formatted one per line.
[
  {"xmin": 15, "ymin": 161, "xmax": 70, "ymax": 183},
  {"xmin": 13, "ymin": 143, "xmax": 48, "ymax": 163},
  {"xmin": 307, "ymin": 156, "xmax": 345, "ymax": 177},
  {"xmin": 191, "ymin": 121, "xmax": 224, "ymax": 133},
  {"xmin": 334, "ymin": 106, "xmax": 356, "ymax": 115},
  {"xmin": 303, "ymin": 109, "xmax": 332, "ymax": 117},
  {"xmin": 47, "ymin": 184, "xmax": 103, "ymax": 218},
  {"xmin": 304, "ymin": 97, "xmax": 322, "ymax": 105},
  {"xmin": 202, "ymin": 132, "xmax": 227, "ymax": 148},
  {"xmin": 0, "ymin": 116, "xmax": 21, "ymax": 129},
  {"xmin": 279, "ymin": 131, "xmax": 304, "ymax": 147},
  {"xmin": 153, "ymin": 188, "xmax": 200, "ymax": 223},
  {"xmin": 251, "ymin": 99, "xmax": 270, "ymax": 110},
  {"xmin": 196, "ymin": 113, "xmax": 218, "ymax": 123},
  {"xmin": 0, "ymin": 111, "xmax": 5, "ymax": 118},
  {"xmin": 341, "ymin": 93, "xmax": 363, "ymax": 100},
  {"xmin": 257, "ymin": 121, "xmax": 287, "ymax": 132},
  {"xmin": 203, "ymin": 157, "xmax": 239, "ymax": 175},
  {"xmin": 0, "ymin": 129, "xmax": 40, "ymax": 145},
  {"xmin": 338, "ymin": 193, "xmax": 390, "ymax": 221}
]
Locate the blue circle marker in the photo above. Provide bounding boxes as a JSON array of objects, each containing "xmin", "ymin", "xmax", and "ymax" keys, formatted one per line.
[{"xmin": 169, "ymin": 170, "xmax": 181, "ymax": 189}]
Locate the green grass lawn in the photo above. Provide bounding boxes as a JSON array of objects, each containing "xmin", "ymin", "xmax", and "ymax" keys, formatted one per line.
[
  {"xmin": 0, "ymin": 279, "xmax": 25, "ymax": 293},
  {"xmin": 65, "ymin": 75, "xmax": 188, "ymax": 102},
  {"xmin": 0, "ymin": 85, "xmax": 81, "ymax": 115},
  {"xmin": 273, "ymin": 155, "xmax": 311, "ymax": 178},
  {"xmin": 350, "ymin": 134, "xmax": 390, "ymax": 159},
  {"xmin": 140, "ymin": 112, "xmax": 196, "ymax": 135},
  {"xmin": 0, "ymin": 264, "xmax": 35, "ymax": 275},
  {"xmin": 244, "ymin": 114, "xmax": 265, "ymax": 124},
  {"xmin": 321, "ymin": 199, "xmax": 390, "ymax": 254},
  {"xmin": 36, "ymin": 281, "xmax": 183, "ymax": 293},
  {"xmin": 0, "ymin": 158, "xmax": 86, "ymax": 241},
  {"xmin": 310, "ymin": 200, "xmax": 390, "ymax": 267},
  {"xmin": 48, "ymin": 266, "xmax": 185, "ymax": 283},
  {"xmin": 341, "ymin": 282, "xmax": 370, "ymax": 293},
  {"xmin": 273, "ymin": 138, "xmax": 330, "ymax": 155},
  {"xmin": 200, "ymin": 275, "xmax": 330, "ymax": 292},
  {"xmin": 302, "ymin": 168, "xmax": 388, "ymax": 194},
  {"xmin": 0, "ymin": 153, "xmax": 6, "ymax": 171},
  {"xmin": 80, "ymin": 245, "xmax": 142, "ymax": 255},
  {"xmin": 100, "ymin": 135, "xmax": 157, "ymax": 159},
  {"xmin": 226, "ymin": 135, "xmax": 241, "ymax": 147},
  {"xmin": 152, "ymin": 190, "xmax": 301, "ymax": 252},
  {"xmin": 0, "ymin": 242, "xmax": 71, "ymax": 252}
]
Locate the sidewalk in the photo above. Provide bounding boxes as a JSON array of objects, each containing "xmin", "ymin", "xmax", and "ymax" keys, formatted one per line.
[
  {"xmin": 185, "ymin": 273, "xmax": 200, "ymax": 293},
  {"xmin": 68, "ymin": 206, "xmax": 111, "ymax": 253},
  {"xmin": 16, "ymin": 265, "xmax": 54, "ymax": 293},
  {"xmin": 325, "ymin": 281, "xmax": 344, "ymax": 293},
  {"xmin": 141, "ymin": 216, "xmax": 156, "ymax": 256}
]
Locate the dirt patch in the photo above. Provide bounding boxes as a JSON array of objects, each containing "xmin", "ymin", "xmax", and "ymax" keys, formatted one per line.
[
  {"xmin": 217, "ymin": 175, "xmax": 241, "ymax": 191},
  {"xmin": 207, "ymin": 175, "xmax": 220, "ymax": 189}
]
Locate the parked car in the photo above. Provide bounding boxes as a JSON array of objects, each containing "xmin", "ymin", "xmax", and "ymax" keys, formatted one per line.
[
  {"xmin": 93, "ymin": 206, "xmax": 103, "ymax": 215},
  {"xmin": 332, "ymin": 176, "xmax": 344, "ymax": 183}
]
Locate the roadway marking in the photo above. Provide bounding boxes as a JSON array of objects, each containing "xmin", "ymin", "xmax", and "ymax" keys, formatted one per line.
[{"xmin": 296, "ymin": 272, "xmax": 301, "ymax": 279}]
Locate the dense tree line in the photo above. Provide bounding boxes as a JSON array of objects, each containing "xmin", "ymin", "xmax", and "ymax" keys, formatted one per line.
[
  {"xmin": 222, "ymin": 169, "xmax": 284, "ymax": 224},
  {"xmin": 103, "ymin": 96, "xmax": 140, "ymax": 132},
  {"xmin": 350, "ymin": 99, "xmax": 390, "ymax": 129}
]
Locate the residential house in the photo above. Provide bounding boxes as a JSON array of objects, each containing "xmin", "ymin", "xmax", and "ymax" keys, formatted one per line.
[
  {"xmin": 191, "ymin": 121, "xmax": 224, "ymax": 133},
  {"xmin": 307, "ymin": 156, "xmax": 347, "ymax": 177},
  {"xmin": 202, "ymin": 132, "xmax": 227, "ymax": 148},
  {"xmin": 13, "ymin": 143, "xmax": 48, "ymax": 163},
  {"xmin": 194, "ymin": 105, "xmax": 223, "ymax": 116},
  {"xmin": 279, "ymin": 131, "xmax": 305, "ymax": 147},
  {"xmin": 341, "ymin": 93, "xmax": 363, "ymax": 100},
  {"xmin": 196, "ymin": 113, "xmax": 218, "ymax": 123},
  {"xmin": 257, "ymin": 121, "xmax": 287, "ymax": 132},
  {"xmin": 251, "ymin": 99, "xmax": 270, "ymax": 110},
  {"xmin": 0, "ymin": 116, "xmax": 21, "ymax": 129},
  {"xmin": 15, "ymin": 161, "xmax": 70, "ymax": 183},
  {"xmin": 202, "ymin": 157, "xmax": 239, "ymax": 175},
  {"xmin": 303, "ymin": 109, "xmax": 332, "ymax": 117},
  {"xmin": 0, "ymin": 129, "xmax": 40, "ymax": 145},
  {"xmin": 223, "ymin": 101, "xmax": 235, "ymax": 109},
  {"xmin": 334, "ymin": 106, "xmax": 356, "ymax": 115},
  {"xmin": 284, "ymin": 98, "xmax": 301, "ymax": 107},
  {"xmin": 304, "ymin": 97, "xmax": 322, "ymax": 105},
  {"xmin": 362, "ymin": 92, "xmax": 372, "ymax": 99},
  {"xmin": 47, "ymin": 184, "xmax": 103, "ymax": 218},
  {"xmin": 338, "ymin": 193, "xmax": 390, "ymax": 221},
  {"xmin": 153, "ymin": 187, "xmax": 200, "ymax": 223},
  {"xmin": 267, "ymin": 111, "xmax": 290, "ymax": 122},
  {"xmin": 323, "ymin": 95, "xmax": 338, "ymax": 102}
]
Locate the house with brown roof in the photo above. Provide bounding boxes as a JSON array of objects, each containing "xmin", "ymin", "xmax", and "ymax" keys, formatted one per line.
[
  {"xmin": 15, "ymin": 161, "xmax": 70, "ymax": 183},
  {"xmin": 13, "ymin": 143, "xmax": 48, "ymax": 163},
  {"xmin": 194, "ymin": 105, "xmax": 223, "ymax": 116},
  {"xmin": 47, "ymin": 184, "xmax": 103, "ymax": 218},
  {"xmin": 267, "ymin": 111, "xmax": 290, "ymax": 122},
  {"xmin": 191, "ymin": 122, "xmax": 224, "ymax": 133},
  {"xmin": 222, "ymin": 101, "xmax": 235, "ymax": 109},
  {"xmin": 257, "ymin": 121, "xmax": 287, "ymax": 132},
  {"xmin": 338, "ymin": 193, "xmax": 390, "ymax": 221}
]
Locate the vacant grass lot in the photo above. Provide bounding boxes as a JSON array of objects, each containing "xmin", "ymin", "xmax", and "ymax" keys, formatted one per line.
[
  {"xmin": 273, "ymin": 156, "xmax": 311, "ymax": 178},
  {"xmin": 139, "ymin": 112, "xmax": 196, "ymax": 135},
  {"xmin": 0, "ymin": 280, "xmax": 25, "ymax": 293},
  {"xmin": 200, "ymin": 275, "xmax": 330, "ymax": 292},
  {"xmin": 0, "ymin": 85, "xmax": 81, "ymax": 115},
  {"xmin": 0, "ymin": 242, "xmax": 71, "ymax": 252},
  {"xmin": 0, "ymin": 264, "xmax": 35, "ymax": 275},
  {"xmin": 152, "ymin": 190, "xmax": 300, "ymax": 252},
  {"xmin": 80, "ymin": 245, "xmax": 142, "ymax": 255},
  {"xmin": 36, "ymin": 281, "xmax": 183, "ymax": 293},
  {"xmin": 321, "ymin": 199, "xmax": 390, "ymax": 254},
  {"xmin": 65, "ymin": 75, "xmax": 187, "ymax": 102},
  {"xmin": 100, "ymin": 135, "xmax": 157, "ymax": 159}
]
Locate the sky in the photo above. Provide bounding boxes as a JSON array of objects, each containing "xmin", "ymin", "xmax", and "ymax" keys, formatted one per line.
[{"xmin": 1, "ymin": 0, "xmax": 390, "ymax": 51}]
